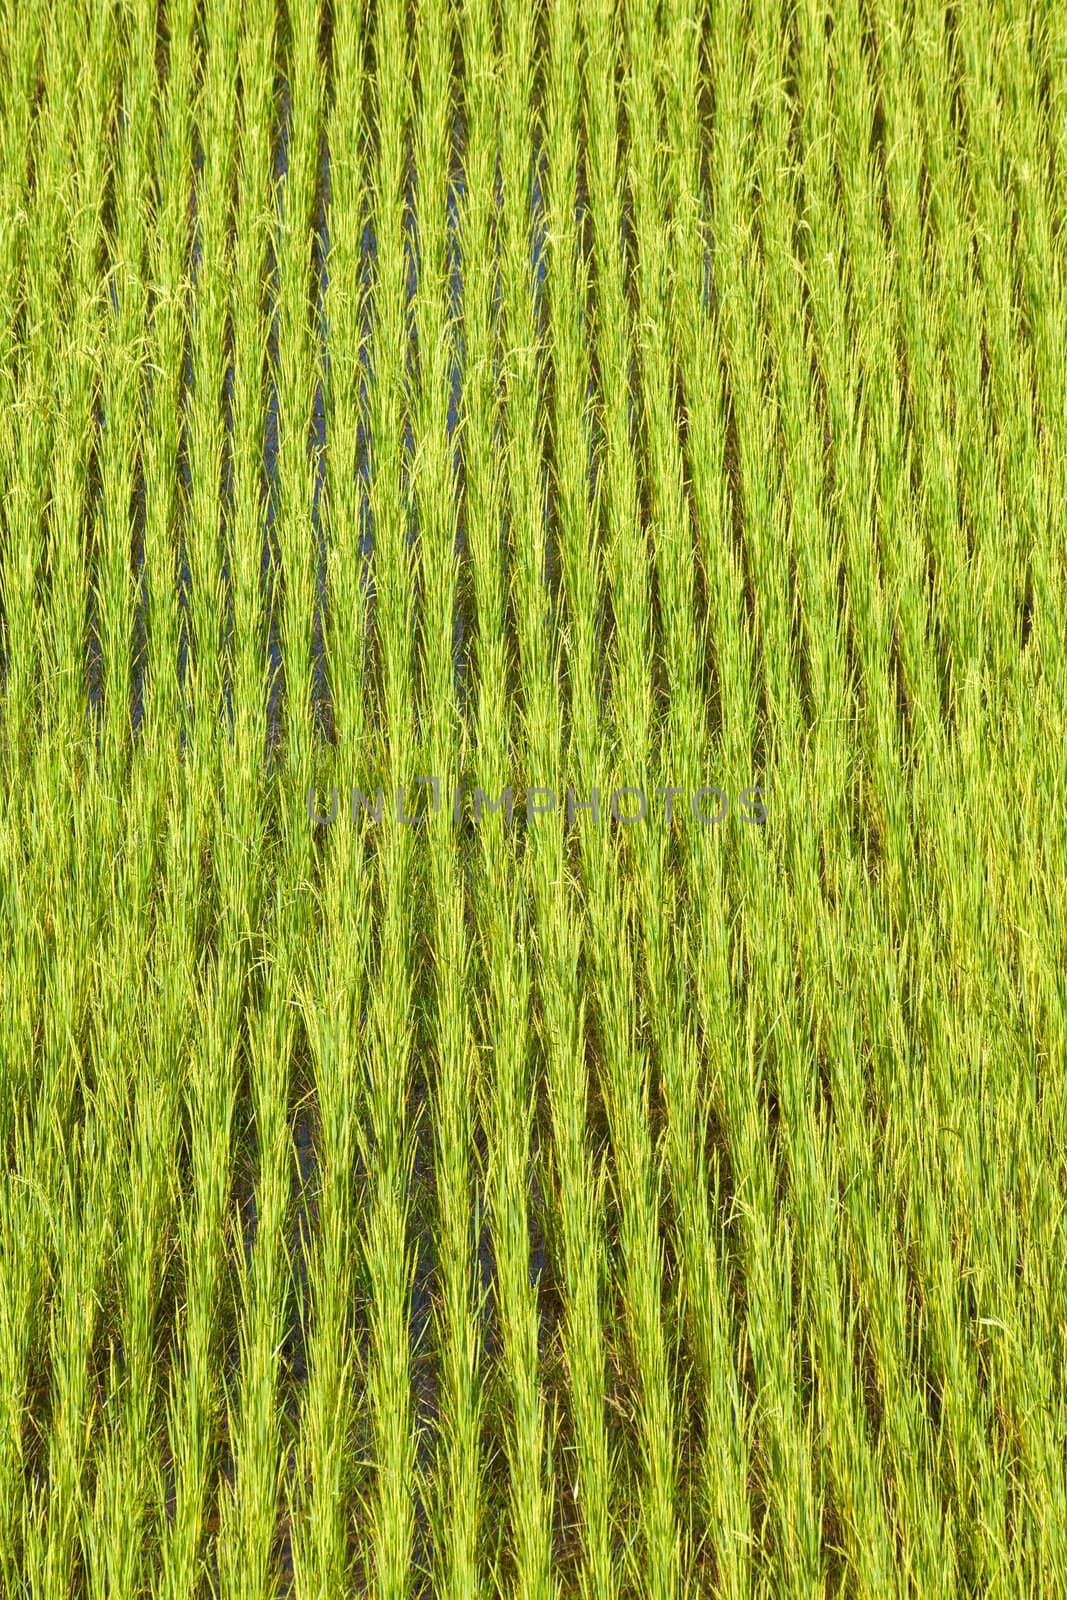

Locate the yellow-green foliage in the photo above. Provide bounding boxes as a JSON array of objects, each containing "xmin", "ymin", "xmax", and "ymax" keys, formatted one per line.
[{"xmin": 0, "ymin": 0, "xmax": 1064, "ymax": 1596}]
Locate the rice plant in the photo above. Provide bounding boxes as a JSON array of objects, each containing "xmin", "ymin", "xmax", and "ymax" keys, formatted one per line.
[{"xmin": 0, "ymin": 0, "xmax": 1065, "ymax": 1595}]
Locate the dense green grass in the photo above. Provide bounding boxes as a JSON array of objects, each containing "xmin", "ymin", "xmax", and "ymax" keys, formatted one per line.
[{"xmin": 1, "ymin": 0, "xmax": 1065, "ymax": 1594}]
